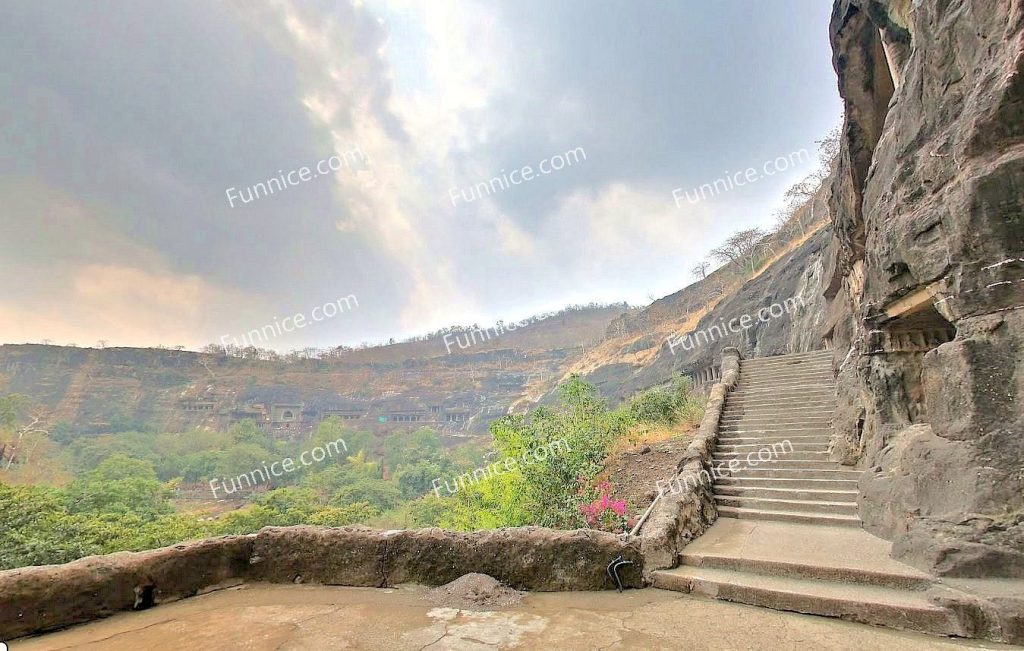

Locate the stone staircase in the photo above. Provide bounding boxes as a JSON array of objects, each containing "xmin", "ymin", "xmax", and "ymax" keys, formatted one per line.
[
  {"xmin": 651, "ymin": 350, "xmax": 965, "ymax": 637},
  {"xmin": 713, "ymin": 350, "xmax": 862, "ymax": 527}
]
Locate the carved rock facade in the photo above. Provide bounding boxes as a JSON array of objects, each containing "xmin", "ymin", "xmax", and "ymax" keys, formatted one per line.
[{"xmin": 827, "ymin": 0, "xmax": 1024, "ymax": 577}]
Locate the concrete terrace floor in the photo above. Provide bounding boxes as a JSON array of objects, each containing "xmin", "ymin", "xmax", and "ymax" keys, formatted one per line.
[{"xmin": 12, "ymin": 584, "xmax": 1020, "ymax": 650}]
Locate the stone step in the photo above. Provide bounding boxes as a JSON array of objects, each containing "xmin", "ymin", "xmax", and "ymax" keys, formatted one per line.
[
  {"xmin": 739, "ymin": 378, "xmax": 834, "ymax": 386},
  {"xmin": 740, "ymin": 351, "xmax": 832, "ymax": 363},
  {"xmin": 719, "ymin": 466, "xmax": 860, "ymax": 479},
  {"xmin": 717, "ymin": 435, "xmax": 830, "ymax": 445},
  {"xmin": 728, "ymin": 391, "xmax": 836, "ymax": 400},
  {"xmin": 718, "ymin": 432, "xmax": 832, "ymax": 441},
  {"xmin": 723, "ymin": 404, "xmax": 835, "ymax": 412},
  {"xmin": 725, "ymin": 398, "xmax": 835, "ymax": 405},
  {"xmin": 717, "ymin": 476, "xmax": 860, "ymax": 490},
  {"xmin": 739, "ymin": 367, "xmax": 834, "ymax": 377},
  {"xmin": 729, "ymin": 384, "xmax": 831, "ymax": 395},
  {"xmin": 716, "ymin": 505, "xmax": 863, "ymax": 527},
  {"xmin": 740, "ymin": 371, "xmax": 834, "ymax": 379},
  {"xmin": 719, "ymin": 426, "xmax": 834, "ymax": 435},
  {"xmin": 677, "ymin": 554, "xmax": 933, "ymax": 591},
  {"xmin": 714, "ymin": 451, "xmax": 830, "ymax": 461},
  {"xmin": 714, "ymin": 485, "xmax": 859, "ymax": 502},
  {"xmin": 720, "ymin": 409, "xmax": 831, "ymax": 419},
  {"xmin": 717, "ymin": 442, "xmax": 828, "ymax": 453},
  {"xmin": 740, "ymin": 369, "xmax": 835, "ymax": 378},
  {"xmin": 738, "ymin": 376, "xmax": 835, "ymax": 387},
  {"xmin": 740, "ymin": 359, "xmax": 833, "ymax": 370},
  {"xmin": 728, "ymin": 395, "xmax": 835, "ymax": 404},
  {"xmin": 711, "ymin": 458, "xmax": 842, "ymax": 470},
  {"xmin": 731, "ymin": 381, "xmax": 833, "ymax": 390},
  {"xmin": 740, "ymin": 362, "xmax": 833, "ymax": 371},
  {"xmin": 717, "ymin": 437, "xmax": 829, "ymax": 446},
  {"xmin": 738, "ymin": 366, "xmax": 834, "ymax": 377},
  {"xmin": 718, "ymin": 467, "xmax": 860, "ymax": 479},
  {"xmin": 718, "ymin": 428, "xmax": 832, "ymax": 436},
  {"xmin": 714, "ymin": 495, "xmax": 858, "ymax": 515},
  {"xmin": 650, "ymin": 567, "xmax": 958, "ymax": 635},
  {"xmin": 724, "ymin": 413, "xmax": 834, "ymax": 420},
  {"xmin": 720, "ymin": 417, "xmax": 831, "ymax": 427},
  {"xmin": 721, "ymin": 412, "xmax": 834, "ymax": 419},
  {"xmin": 741, "ymin": 368, "xmax": 835, "ymax": 378},
  {"xmin": 716, "ymin": 423, "xmax": 835, "ymax": 434},
  {"xmin": 720, "ymin": 412, "xmax": 834, "ymax": 422},
  {"xmin": 676, "ymin": 519, "xmax": 937, "ymax": 591},
  {"xmin": 724, "ymin": 397, "xmax": 835, "ymax": 407},
  {"xmin": 720, "ymin": 407, "xmax": 831, "ymax": 417},
  {"xmin": 729, "ymin": 386, "xmax": 831, "ymax": 397},
  {"xmin": 724, "ymin": 411, "xmax": 835, "ymax": 421},
  {"xmin": 722, "ymin": 405, "xmax": 835, "ymax": 414}
]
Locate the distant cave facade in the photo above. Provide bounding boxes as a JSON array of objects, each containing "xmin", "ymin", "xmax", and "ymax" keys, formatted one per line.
[{"xmin": 825, "ymin": 0, "xmax": 1024, "ymax": 577}]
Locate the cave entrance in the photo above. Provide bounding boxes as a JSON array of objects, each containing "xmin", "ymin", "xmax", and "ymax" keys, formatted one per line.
[{"xmin": 878, "ymin": 289, "xmax": 957, "ymax": 422}]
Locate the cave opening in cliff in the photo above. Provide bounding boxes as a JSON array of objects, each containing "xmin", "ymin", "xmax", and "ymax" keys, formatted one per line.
[{"xmin": 880, "ymin": 298, "xmax": 957, "ymax": 423}]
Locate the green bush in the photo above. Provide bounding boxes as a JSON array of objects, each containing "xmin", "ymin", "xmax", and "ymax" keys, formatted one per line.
[
  {"xmin": 439, "ymin": 376, "xmax": 633, "ymax": 530},
  {"xmin": 628, "ymin": 374, "xmax": 703, "ymax": 425}
]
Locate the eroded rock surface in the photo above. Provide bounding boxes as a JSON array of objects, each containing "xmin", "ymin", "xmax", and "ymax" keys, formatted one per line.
[{"xmin": 827, "ymin": 0, "xmax": 1024, "ymax": 577}]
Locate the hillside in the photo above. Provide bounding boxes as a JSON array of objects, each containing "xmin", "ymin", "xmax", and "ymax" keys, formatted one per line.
[
  {"xmin": 536, "ymin": 191, "xmax": 835, "ymax": 404},
  {"xmin": 0, "ymin": 305, "xmax": 628, "ymax": 437}
]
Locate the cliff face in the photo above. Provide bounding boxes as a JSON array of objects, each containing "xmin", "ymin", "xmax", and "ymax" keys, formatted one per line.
[
  {"xmin": 827, "ymin": 0, "xmax": 1024, "ymax": 576},
  {"xmin": 0, "ymin": 306, "xmax": 623, "ymax": 437}
]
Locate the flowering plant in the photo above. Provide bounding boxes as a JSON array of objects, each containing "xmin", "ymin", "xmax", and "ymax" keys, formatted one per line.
[{"xmin": 577, "ymin": 480, "xmax": 633, "ymax": 533}]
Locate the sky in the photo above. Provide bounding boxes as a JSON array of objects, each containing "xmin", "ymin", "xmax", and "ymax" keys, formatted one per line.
[{"xmin": 0, "ymin": 0, "xmax": 842, "ymax": 351}]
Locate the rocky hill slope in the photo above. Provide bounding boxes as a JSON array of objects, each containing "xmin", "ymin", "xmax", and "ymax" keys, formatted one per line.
[{"xmin": 0, "ymin": 305, "xmax": 627, "ymax": 436}]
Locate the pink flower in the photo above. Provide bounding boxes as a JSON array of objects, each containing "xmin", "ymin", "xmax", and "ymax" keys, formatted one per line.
[{"xmin": 611, "ymin": 500, "xmax": 627, "ymax": 516}]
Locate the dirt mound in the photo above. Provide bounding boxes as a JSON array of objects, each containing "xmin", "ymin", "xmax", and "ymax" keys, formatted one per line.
[{"xmin": 426, "ymin": 573, "xmax": 523, "ymax": 610}]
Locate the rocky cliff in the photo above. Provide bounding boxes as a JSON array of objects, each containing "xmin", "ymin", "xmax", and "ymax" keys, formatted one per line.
[
  {"xmin": 0, "ymin": 306, "xmax": 624, "ymax": 437},
  {"xmin": 826, "ymin": 0, "xmax": 1024, "ymax": 577}
]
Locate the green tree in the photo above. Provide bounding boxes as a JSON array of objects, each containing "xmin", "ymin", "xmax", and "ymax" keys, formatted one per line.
[
  {"xmin": 306, "ymin": 502, "xmax": 378, "ymax": 526},
  {"xmin": 330, "ymin": 477, "xmax": 402, "ymax": 512},
  {"xmin": 383, "ymin": 427, "xmax": 442, "ymax": 469},
  {"xmin": 439, "ymin": 376, "xmax": 632, "ymax": 530},
  {"xmin": 65, "ymin": 455, "xmax": 173, "ymax": 518},
  {"xmin": 228, "ymin": 419, "xmax": 275, "ymax": 451},
  {"xmin": 393, "ymin": 459, "xmax": 443, "ymax": 499}
]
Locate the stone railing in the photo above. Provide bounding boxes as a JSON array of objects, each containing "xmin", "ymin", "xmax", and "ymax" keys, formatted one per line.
[
  {"xmin": 638, "ymin": 346, "xmax": 741, "ymax": 576},
  {"xmin": 0, "ymin": 525, "xmax": 642, "ymax": 639}
]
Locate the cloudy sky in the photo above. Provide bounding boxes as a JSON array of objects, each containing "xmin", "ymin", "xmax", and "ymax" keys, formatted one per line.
[{"xmin": 0, "ymin": 0, "xmax": 841, "ymax": 351}]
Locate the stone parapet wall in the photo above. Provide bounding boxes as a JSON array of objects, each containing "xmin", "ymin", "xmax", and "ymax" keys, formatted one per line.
[
  {"xmin": 0, "ymin": 535, "xmax": 254, "ymax": 640},
  {"xmin": 638, "ymin": 347, "xmax": 740, "ymax": 576},
  {"xmin": 0, "ymin": 525, "xmax": 642, "ymax": 639}
]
